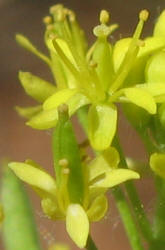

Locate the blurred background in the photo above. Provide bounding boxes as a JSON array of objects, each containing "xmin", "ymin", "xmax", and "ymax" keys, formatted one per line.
[{"xmin": 0, "ymin": 0, "xmax": 165, "ymax": 249}]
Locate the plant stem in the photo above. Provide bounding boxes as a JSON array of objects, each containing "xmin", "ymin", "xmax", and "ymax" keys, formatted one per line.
[
  {"xmin": 77, "ymin": 108, "xmax": 144, "ymax": 249},
  {"xmin": 112, "ymin": 186, "xmax": 144, "ymax": 250},
  {"xmin": 152, "ymin": 177, "xmax": 165, "ymax": 243},
  {"xmin": 140, "ymin": 127, "xmax": 165, "ymax": 247},
  {"xmin": 86, "ymin": 235, "xmax": 98, "ymax": 250},
  {"xmin": 114, "ymin": 136, "xmax": 153, "ymax": 243}
]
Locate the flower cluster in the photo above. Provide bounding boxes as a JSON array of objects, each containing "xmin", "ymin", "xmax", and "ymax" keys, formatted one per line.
[
  {"xmin": 10, "ymin": 4, "xmax": 165, "ymax": 248},
  {"xmin": 16, "ymin": 6, "xmax": 165, "ymax": 151},
  {"xmin": 9, "ymin": 105, "xmax": 139, "ymax": 248}
]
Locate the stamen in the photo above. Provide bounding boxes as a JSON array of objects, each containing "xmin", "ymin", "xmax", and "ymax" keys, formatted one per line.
[
  {"xmin": 52, "ymin": 38, "xmax": 81, "ymax": 80},
  {"xmin": 100, "ymin": 10, "xmax": 110, "ymax": 24},
  {"xmin": 46, "ymin": 24, "xmax": 54, "ymax": 31},
  {"xmin": 58, "ymin": 104, "xmax": 69, "ymax": 121},
  {"xmin": 56, "ymin": 8, "xmax": 66, "ymax": 22},
  {"xmin": 43, "ymin": 16, "xmax": 52, "ymax": 25},
  {"xmin": 59, "ymin": 158, "xmax": 69, "ymax": 168},
  {"xmin": 68, "ymin": 10, "xmax": 76, "ymax": 22},
  {"xmin": 109, "ymin": 10, "xmax": 149, "ymax": 93},
  {"xmin": 62, "ymin": 168, "xmax": 70, "ymax": 175},
  {"xmin": 108, "ymin": 23, "xmax": 119, "ymax": 34},
  {"xmin": 89, "ymin": 61, "xmax": 98, "ymax": 68},
  {"xmin": 49, "ymin": 4, "xmax": 63, "ymax": 15},
  {"xmin": 139, "ymin": 9, "xmax": 149, "ymax": 22},
  {"xmin": 57, "ymin": 158, "xmax": 70, "ymax": 213}
]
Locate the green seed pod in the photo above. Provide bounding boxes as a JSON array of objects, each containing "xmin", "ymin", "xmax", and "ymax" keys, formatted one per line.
[
  {"xmin": 145, "ymin": 51, "xmax": 165, "ymax": 83},
  {"xmin": 1, "ymin": 167, "xmax": 41, "ymax": 250},
  {"xmin": 92, "ymin": 37, "xmax": 114, "ymax": 91},
  {"xmin": 19, "ymin": 71, "xmax": 56, "ymax": 102},
  {"xmin": 52, "ymin": 104, "xmax": 85, "ymax": 204}
]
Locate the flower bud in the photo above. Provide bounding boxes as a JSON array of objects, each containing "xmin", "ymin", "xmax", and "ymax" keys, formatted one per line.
[{"xmin": 145, "ymin": 51, "xmax": 165, "ymax": 83}]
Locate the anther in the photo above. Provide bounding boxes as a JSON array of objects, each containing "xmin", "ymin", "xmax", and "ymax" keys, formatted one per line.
[
  {"xmin": 49, "ymin": 4, "xmax": 63, "ymax": 14},
  {"xmin": 89, "ymin": 61, "xmax": 98, "ymax": 68},
  {"xmin": 137, "ymin": 40, "xmax": 145, "ymax": 47},
  {"xmin": 59, "ymin": 158, "xmax": 69, "ymax": 168},
  {"xmin": 100, "ymin": 10, "xmax": 110, "ymax": 24},
  {"xmin": 58, "ymin": 104, "xmax": 69, "ymax": 116},
  {"xmin": 46, "ymin": 25, "xmax": 54, "ymax": 31},
  {"xmin": 56, "ymin": 9, "xmax": 66, "ymax": 22},
  {"xmin": 62, "ymin": 168, "xmax": 70, "ymax": 175},
  {"xmin": 68, "ymin": 10, "xmax": 76, "ymax": 22},
  {"xmin": 48, "ymin": 34, "xmax": 57, "ymax": 40},
  {"xmin": 139, "ymin": 9, "xmax": 149, "ymax": 22},
  {"xmin": 43, "ymin": 16, "xmax": 52, "ymax": 25}
]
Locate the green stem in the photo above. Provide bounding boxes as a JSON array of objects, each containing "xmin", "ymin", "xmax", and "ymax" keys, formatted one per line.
[
  {"xmin": 77, "ymin": 108, "xmax": 144, "ymax": 250},
  {"xmin": 114, "ymin": 136, "xmax": 153, "ymax": 243},
  {"xmin": 112, "ymin": 187, "xmax": 144, "ymax": 250},
  {"xmin": 152, "ymin": 177, "xmax": 165, "ymax": 243},
  {"xmin": 86, "ymin": 235, "xmax": 98, "ymax": 250}
]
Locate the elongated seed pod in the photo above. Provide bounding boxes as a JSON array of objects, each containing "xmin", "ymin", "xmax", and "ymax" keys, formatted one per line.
[
  {"xmin": 92, "ymin": 37, "xmax": 114, "ymax": 91},
  {"xmin": 1, "ymin": 167, "xmax": 41, "ymax": 250},
  {"xmin": 52, "ymin": 104, "xmax": 84, "ymax": 204}
]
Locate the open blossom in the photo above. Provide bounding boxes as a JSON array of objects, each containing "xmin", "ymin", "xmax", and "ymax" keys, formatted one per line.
[
  {"xmin": 16, "ymin": 5, "xmax": 165, "ymax": 151},
  {"xmin": 9, "ymin": 104, "xmax": 139, "ymax": 248},
  {"xmin": 8, "ymin": 3, "xmax": 165, "ymax": 249}
]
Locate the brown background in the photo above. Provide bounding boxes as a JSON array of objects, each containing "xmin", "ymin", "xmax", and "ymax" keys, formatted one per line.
[{"xmin": 0, "ymin": 0, "xmax": 165, "ymax": 249}]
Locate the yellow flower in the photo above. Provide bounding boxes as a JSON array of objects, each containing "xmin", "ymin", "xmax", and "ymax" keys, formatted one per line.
[
  {"xmin": 16, "ymin": 5, "xmax": 165, "ymax": 152},
  {"xmin": 9, "ymin": 147, "xmax": 139, "ymax": 248}
]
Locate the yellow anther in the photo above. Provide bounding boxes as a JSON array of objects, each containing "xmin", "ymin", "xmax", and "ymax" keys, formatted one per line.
[
  {"xmin": 50, "ymin": 4, "xmax": 63, "ymax": 14},
  {"xmin": 56, "ymin": 9, "xmax": 66, "ymax": 22},
  {"xmin": 62, "ymin": 168, "xmax": 70, "ymax": 175},
  {"xmin": 68, "ymin": 10, "xmax": 76, "ymax": 22},
  {"xmin": 89, "ymin": 61, "xmax": 98, "ymax": 68},
  {"xmin": 43, "ymin": 16, "xmax": 52, "ymax": 25},
  {"xmin": 59, "ymin": 158, "xmax": 69, "ymax": 168},
  {"xmin": 46, "ymin": 24, "xmax": 54, "ymax": 31},
  {"xmin": 100, "ymin": 10, "xmax": 110, "ymax": 24},
  {"xmin": 58, "ymin": 104, "xmax": 69, "ymax": 115},
  {"xmin": 137, "ymin": 40, "xmax": 145, "ymax": 47},
  {"xmin": 139, "ymin": 9, "xmax": 149, "ymax": 22},
  {"xmin": 49, "ymin": 34, "xmax": 57, "ymax": 40}
]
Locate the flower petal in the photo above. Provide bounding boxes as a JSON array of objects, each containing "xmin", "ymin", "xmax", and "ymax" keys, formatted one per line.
[
  {"xmin": 26, "ymin": 108, "xmax": 58, "ymax": 130},
  {"xmin": 66, "ymin": 204, "xmax": 89, "ymax": 248},
  {"xmin": 43, "ymin": 88, "xmax": 78, "ymax": 111},
  {"xmin": 19, "ymin": 71, "xmax": 56, "ymax": 102},
  {"xmin": 16, "ymin": 34, "xmax": 51, "ymax": 66},
  {"xmin": 123, "ymin": 87, "xmax": 156, "ymax": 114},
  {"xmin": 87, "ymin": 194, "xmax": 108, "ymax": 222},
  {"xmin": 136, "ymin": 83, "xmax": 165, "ymax": 103},
  {"xmin": 153, "ymin": 10, "xmax": 165, "ymax": 38},
  {"xmin": 15, "ymin": 105, "xmax": 42, "ymax": 119},
  {"xmin": 27, "ymin": 94, "xmax": 90, "ymax": 130},
  {"xmin": 89, "ymin": 147, "xmax": 120, "ymax": 181},
  {"xmin": 88, "ymin": 104, "xmax": 117, "ymax": 151},
  {"xmin": 150, "ymin": 153, "xmax": 165, "ymax": 179},
  {"xmin": 9, "ymin": 162, "xmax": 56, "ymax": 196},
  {"xmin": 91, "ymin": 169, "xmax": 140, "ymax": 188},
  {"xmin": 145, "ymin": 51, "xmax": 165, "ymax": 84}
]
